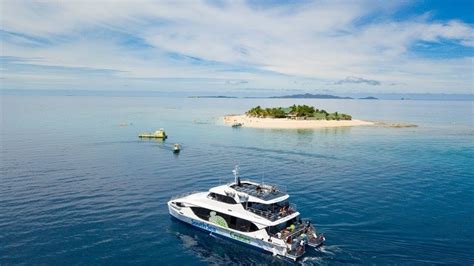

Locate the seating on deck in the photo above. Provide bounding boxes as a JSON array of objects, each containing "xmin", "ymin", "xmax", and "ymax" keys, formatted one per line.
[
  {"xmin": 231, "ymin": 182, "xmax": 287, "ymax": 201},
  {"xmin": 245, "ymin": 202, "xmax": 296, "ymax": 221}
]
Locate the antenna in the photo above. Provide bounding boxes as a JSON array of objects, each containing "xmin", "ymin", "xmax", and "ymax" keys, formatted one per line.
[
  {"xmin": 262, "ymin": 129, "xmax": 266, "ymax": 185},
  {"xmin": 233, "ymin": 165, "xmax": 241, "ymax": 186}
]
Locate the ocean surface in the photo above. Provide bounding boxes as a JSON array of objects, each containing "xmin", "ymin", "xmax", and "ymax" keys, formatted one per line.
[{"xmin": 1, "ymin": 95, "xmax": 473, "ymax": 265}]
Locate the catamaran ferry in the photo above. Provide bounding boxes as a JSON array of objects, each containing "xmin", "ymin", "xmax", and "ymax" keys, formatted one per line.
[{"xmin": 168, "ymin": 166, "xmax": 325, "ymax": 260}]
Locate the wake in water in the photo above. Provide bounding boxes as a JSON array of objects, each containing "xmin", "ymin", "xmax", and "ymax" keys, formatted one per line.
[{"xmin": 301, "ymin": 245, "xmax": 363, "ymax": 265}]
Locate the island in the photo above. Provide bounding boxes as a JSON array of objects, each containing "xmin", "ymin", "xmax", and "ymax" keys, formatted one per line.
[
  {"xmin": 224, "ymin": 105, "xmax": 374, "ymax": 129},
  {"xmin": 188, "ymin": 95, "xmax": 238, "ymax": 98},
  {"xmin": 359, "ymin": 96, "xmax": 378, "ymax": 100},
  {"xmin": 269, "ymin": 93, "xmax": 353, "ymax": 99},
  {"xmin": 187, "ymin": 93, "xmax": 380, "ymax": 100}
]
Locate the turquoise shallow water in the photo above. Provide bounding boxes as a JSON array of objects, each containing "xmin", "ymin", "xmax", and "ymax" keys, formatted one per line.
[{"xmin": 1, "ymin": 95, "xmax": 473, "ymax": 264}]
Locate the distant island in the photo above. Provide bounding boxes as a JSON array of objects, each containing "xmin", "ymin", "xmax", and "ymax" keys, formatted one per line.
[
  {"xmin": 223, "ymin": 104, "xmax": 374, "ymax": 129},
  {"xmin": 270, "ymin": 93, "xmax": 353, "ymax": 99},
  {"xmin": 188, "ymin": 95, "xmax": 237, "ymax": 98},
  {"xmin": 189, "ymin": 93, "xmax": 379, "ymax": 99}
]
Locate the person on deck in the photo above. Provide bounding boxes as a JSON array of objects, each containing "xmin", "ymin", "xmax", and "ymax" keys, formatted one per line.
[
  {"xmin": 279, "ymin": 206, "xmax": 286, "ymax": 216},
  {"xmin": 288, "ymin": 224, "xmax": 295, "ymax": 232}
]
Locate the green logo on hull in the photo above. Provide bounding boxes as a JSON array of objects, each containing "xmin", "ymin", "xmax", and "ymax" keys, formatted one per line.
[{"xmin": 230, "ymin": 232, "xmax": 251, "ymax": 244}]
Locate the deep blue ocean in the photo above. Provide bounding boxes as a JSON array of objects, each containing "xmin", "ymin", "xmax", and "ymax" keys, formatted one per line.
[{"xmin": 1, "ymin": 95, "xmax": 473, "ymax": 265}]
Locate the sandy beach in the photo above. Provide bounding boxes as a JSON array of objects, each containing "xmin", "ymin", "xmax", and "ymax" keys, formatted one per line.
[{"xmin": 224, "ymin": 115, "xmax": 374, "ymax": 129}]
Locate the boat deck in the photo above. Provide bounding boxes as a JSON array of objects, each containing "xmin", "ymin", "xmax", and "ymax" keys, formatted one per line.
[
  {"xmin": 231, "ymin": 182, "xmax": 287, "ymax": 201},
  {"xmin": 245, "ymin": 205, "xmax": 296, "ymax": 221}
]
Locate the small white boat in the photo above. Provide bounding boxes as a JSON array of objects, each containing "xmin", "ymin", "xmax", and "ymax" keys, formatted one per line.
[
  {"xmin": 168, "ymin": 166, "xmax": 325, "ymax": 261},
  {"xmin": 173, "ymin": 144, "xmax": 181, "ymax": 153},
  {"xmin": 231, "ymin": 122, "xmax": 243, "ymax": 128}
]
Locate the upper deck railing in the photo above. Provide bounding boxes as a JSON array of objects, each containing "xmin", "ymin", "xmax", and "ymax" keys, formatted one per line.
[
  {"xmin": 283, "ymin": 224, "xmax": 306, "ymax": 240},
  {"xmin": 245, "ymin": 203, "xmax": 297, "ymax": 221}
]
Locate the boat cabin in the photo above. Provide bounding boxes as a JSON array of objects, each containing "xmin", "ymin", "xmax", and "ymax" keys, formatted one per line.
[{"xmin": 206, "ymin": 179, "xmax": 298, "ymax": 222}]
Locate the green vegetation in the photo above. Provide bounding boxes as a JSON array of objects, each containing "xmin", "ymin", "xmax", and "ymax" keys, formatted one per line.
[
  {"xmin": 246, "ymin": 105, "xmax": 352, "ymax": 120},
  {"xmin": 246, "ymin": 106, "xmax": 287, "ymax": 118}
]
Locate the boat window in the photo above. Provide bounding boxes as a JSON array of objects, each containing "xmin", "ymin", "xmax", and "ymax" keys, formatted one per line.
[
  {"xmin": 190, "ymin": 207, "xmax": 259, "ymax": 232},
  {"xmin": 207, "ymin": 192, "xmax": 237, "ymax": 204},
  {"xmin": 233, "ymin": 217, "xmax": 258, "ymax": 232},
  {"xmin": 191, "ymin": 207, "xmax": 211, "ymax": 220},
  {"xmin": 175, "ymin": 202, "xmax": 185, "ymax": 207}
]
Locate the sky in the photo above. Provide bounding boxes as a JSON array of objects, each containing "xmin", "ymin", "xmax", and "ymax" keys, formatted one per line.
[{"xmin": 0, "ymin": 0, "xmax": 473, "ymax": 95}]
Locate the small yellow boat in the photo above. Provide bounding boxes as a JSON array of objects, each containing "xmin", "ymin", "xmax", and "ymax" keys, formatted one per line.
[{"xmin": 139, "ymin": 129, "xmax": 167, "ymax": 139}]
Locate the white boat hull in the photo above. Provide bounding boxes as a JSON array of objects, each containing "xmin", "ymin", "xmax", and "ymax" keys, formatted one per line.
[{"xmin": 168, "ymin": 202, "xmax": 291, "ymax": 259}]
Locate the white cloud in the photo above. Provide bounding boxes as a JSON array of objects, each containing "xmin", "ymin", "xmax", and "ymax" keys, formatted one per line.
[
  {"xmin": 335, "ymin": 77, "xmax": 381, "ymax": 86},
  {"xmin": 1, "ymin": 0, "xmax": 473, "ymax": 93}
]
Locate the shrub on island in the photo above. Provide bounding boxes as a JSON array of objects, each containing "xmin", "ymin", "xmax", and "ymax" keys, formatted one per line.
[{"xmin": 246, "ymin": 105, "xmax": 352, "ymax": 120}]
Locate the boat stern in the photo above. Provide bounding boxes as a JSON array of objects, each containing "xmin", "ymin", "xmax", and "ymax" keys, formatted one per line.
[{"xmin": 307, "ymin": 233, "xmax": 325, "ymax": 248}]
